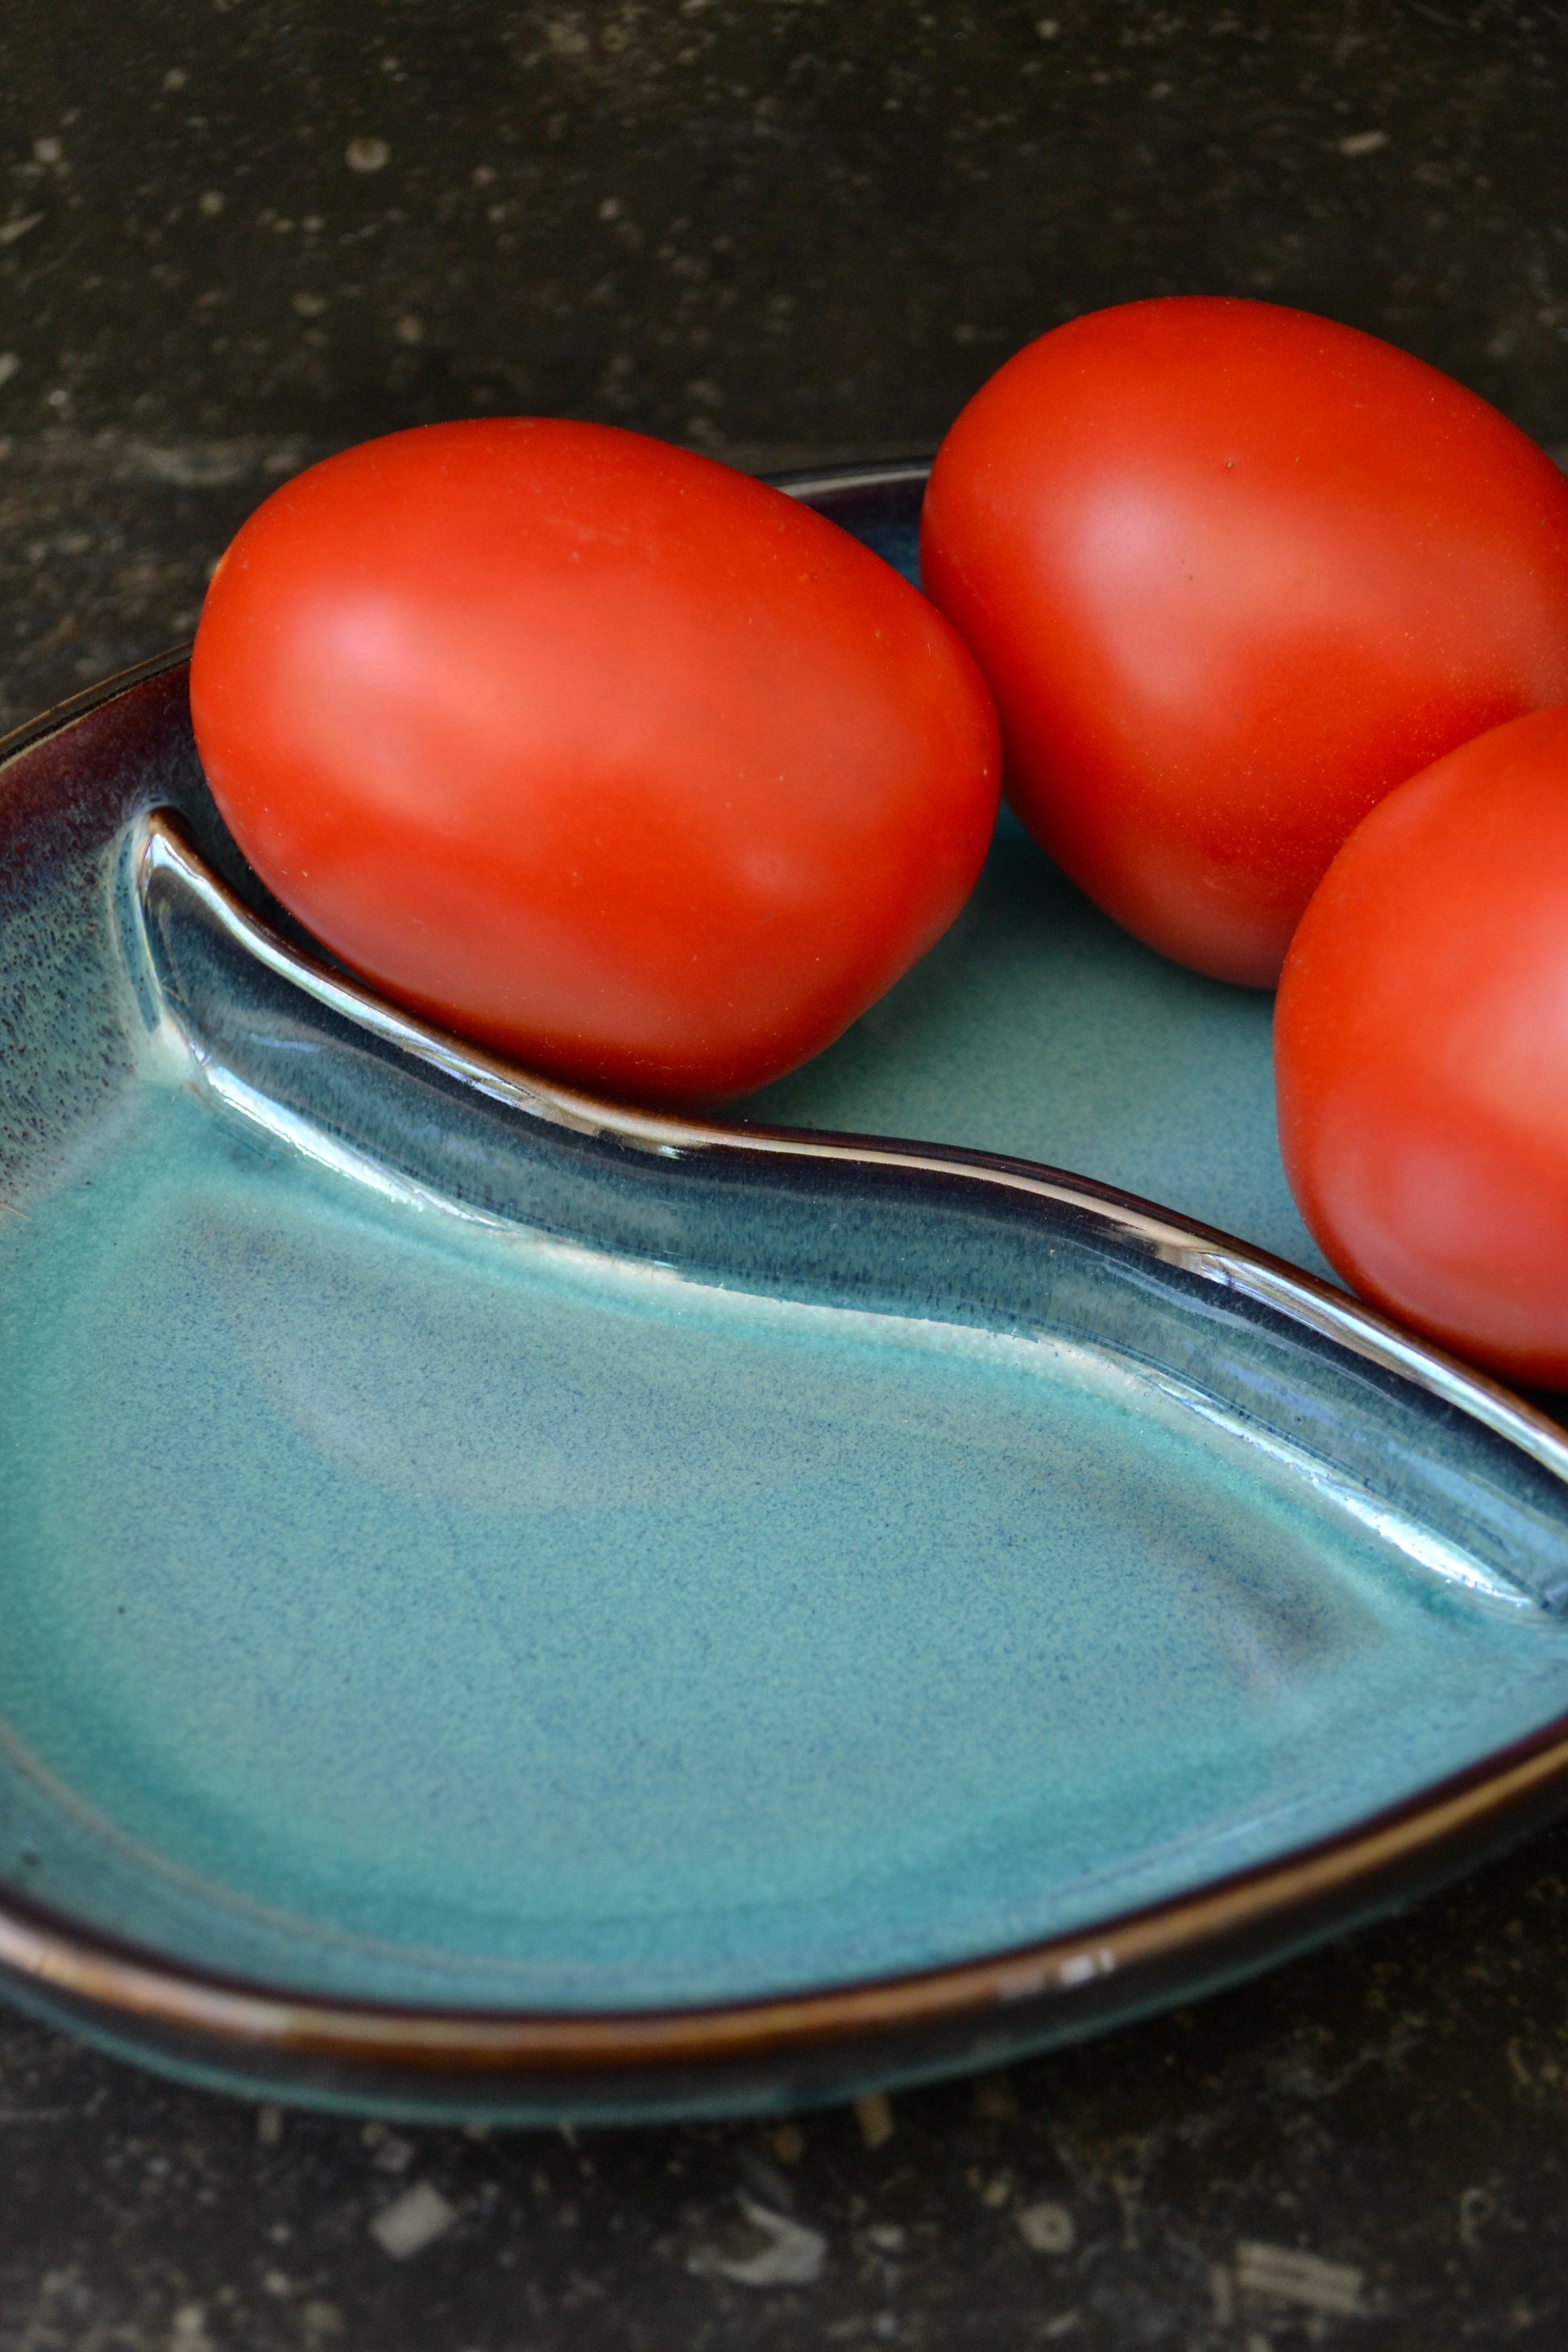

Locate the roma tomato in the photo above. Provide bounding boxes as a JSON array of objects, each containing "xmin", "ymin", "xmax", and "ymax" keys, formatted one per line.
[
  {"xmin": 1276, "ymin": 707, "xmax": 1568, "ymax": 1388},
  {"xmin": 190, "ymin": 421, "xmax": 999, "ymax": 1103},
  {"xmin": 921, "ymin": 297, "xmax": 1568, "ymax": 986}
]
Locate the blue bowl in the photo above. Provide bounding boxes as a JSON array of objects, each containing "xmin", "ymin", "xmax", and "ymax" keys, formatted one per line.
[{"xmin": 4, "ymin": 465, "xmax": 1568, "ymax": 2124}]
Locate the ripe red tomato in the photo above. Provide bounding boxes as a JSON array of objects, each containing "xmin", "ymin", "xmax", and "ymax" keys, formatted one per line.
[
  {"xmin": 920, "ymin": 297, "xmax": 1568, "ymax": 987},
  {"xmin": 1276, "ymin": 707, "xmax": 1568, "ymax": 1388},
  {"xmin": 190, "ymin": 421, "xmax": 999, "ymax": 1102}
]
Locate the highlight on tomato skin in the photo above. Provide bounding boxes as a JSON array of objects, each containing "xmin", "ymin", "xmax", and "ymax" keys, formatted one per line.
[
  {"xmin": 920, "ymin": 296, "xmax": 1568, "ymax": 989},
  {"xmin": 189, "ymin": 420, "xmax": 1002, "ymax": 1106},
  {"xmin": 1275, "ymin": 707, "xmax": 1568, "ymax": 1391}
]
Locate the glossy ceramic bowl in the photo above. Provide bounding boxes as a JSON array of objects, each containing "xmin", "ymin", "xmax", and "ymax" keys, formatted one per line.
[{"xmin": 6, "ymin": 465, "xmax": 1568, "ymax": 2123}]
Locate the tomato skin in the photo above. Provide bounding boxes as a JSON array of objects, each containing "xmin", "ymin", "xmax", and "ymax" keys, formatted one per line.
[
  {"xmin": 1276, "ymin": 708, "xmax": 1568, "ymax": 1388},
  {"xmin": 189, "ymin": 421, "xmax": 1000, "ymax": 1103},
  {"xmin": 920, "ymin": 297, "xmax": 1568, "ymax": 987}
]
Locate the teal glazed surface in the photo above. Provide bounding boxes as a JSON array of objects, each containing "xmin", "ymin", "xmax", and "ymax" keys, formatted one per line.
[
  {"xmin": 5, "ymin": 470, "xmax": 1568, "ymax": 2119},
  {"xmin": 751, "ymin": 806, "xmax": 1329, "ymax": 1280},
  {"xmin": 7, "ymin": 1046, "xmax": 1566, "ymax": 2012}
]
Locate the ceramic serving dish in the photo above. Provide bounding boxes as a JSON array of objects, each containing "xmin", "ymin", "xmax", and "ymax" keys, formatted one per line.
[{"xmin": 6, "ymin": 465, "xmax": 1568, "ymax": 2126}]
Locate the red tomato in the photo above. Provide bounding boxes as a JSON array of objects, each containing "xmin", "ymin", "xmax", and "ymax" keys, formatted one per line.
[
  {"xmin": 190, "ymin": 421, "xmax": 999, "ymax": 1102},
  {"xmin": 1276, "ymin": 707, "xmax": 1568, "ymax": 1388},
  {"xmin": 920, "ymin": 297, "xmax": 1568, "ymax": 987}
]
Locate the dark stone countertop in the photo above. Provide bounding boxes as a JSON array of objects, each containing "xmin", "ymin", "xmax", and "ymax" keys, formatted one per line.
[{"xmin": 4, "ymin": 6, "xmax": 1568, "ymax": 2346}]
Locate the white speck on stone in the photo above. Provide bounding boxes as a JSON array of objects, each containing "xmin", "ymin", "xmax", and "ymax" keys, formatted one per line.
[
  {"xmin": 1338, "ymin": 130, "xmax": 1388, "ymax": 157},
  {"xmin": 393, "ymin": 313, "xmax": 424, "ymax": 345},
  {"xmin": 853, "ymin": 2092, "xmax": 894, "ymax": 2149},
  {"xmin": 256, "ymin": 2103, "xmax": 284, "ymax": 2147},
  {"xmin": 170, "ymin": 2304, "xmax": 212, "ymax": 2352},
  {"xmin": 371, "ymin": 2130, "xmax": 416, "ymax": 2173},
  {"xmin": 694, "ymin": 2195, "xmax": 827, "ymax": 2288},
  {"xmin": 1035, "ymin": 17, "xmax": 1060, "ymax": 36},
  {"xmin": 1234, "ymin": 2242, "xmax": 1366, "ymax": 2317},
  {"xmin": 292, "ymin": 290, "xmax": 328, "ymax": 316},
  {"xmin": 599, "ymin": 196, "xmax": 622, "ymax": 219},
  {"xmin": 197, "ymin": 190, "xmax": 224, "ymax": 215},
  {"xmin": 163, "ymin": 68, "xmax": 189, "ymax": 90},
  {"xmin": 0, "ymin": 214, "xmax": 44, "ymax": 247},
  {"xmin": 0, "ymin": 355, "xmax": 20, "ymax": 392},
  {"xmin": 371, "ymin": 2181, "xmax": 458, "ymax": 2260},
  {"xmin": 346, "ymin": 135, "xmax": 391, "ymax": 173},
  {"xmin": 866, "ymin": 2223, "xmax": 905, "ymax": 2252},
  {"xmin": 33, "ymin": 137, "xmax": 63, "ymax": 164},
  {"xmin": 1018, "ymin": 2201, "xmax": 1075, "ymax": 2255},
  {"xmin": 1460, "ymin": 2185, "xmax": 1494, "ymax": 2248}
]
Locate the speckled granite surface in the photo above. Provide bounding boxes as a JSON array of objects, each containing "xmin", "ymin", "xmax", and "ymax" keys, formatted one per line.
[{"xmin": 4, "ymin": 5, "xmax": 1568, "ymax": 2345}]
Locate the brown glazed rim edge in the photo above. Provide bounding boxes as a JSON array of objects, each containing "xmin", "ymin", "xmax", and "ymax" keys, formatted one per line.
[{"xmin": 2, "ymin": 1725, "xmax": 1568, "ymax": 2071}]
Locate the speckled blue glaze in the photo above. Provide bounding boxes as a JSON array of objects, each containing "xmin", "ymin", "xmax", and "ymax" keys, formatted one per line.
[
  {"xmin": 751, "ymin": 805, "xmax": 1329, "ymax": 1279},
  {"xmin": 4, "ymin": 472, "xmax": 1568, "ymax": 2120},
  {"xmin": 8, "ymin": 1044, "xmax": 1567, "ymax": 2012}
]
